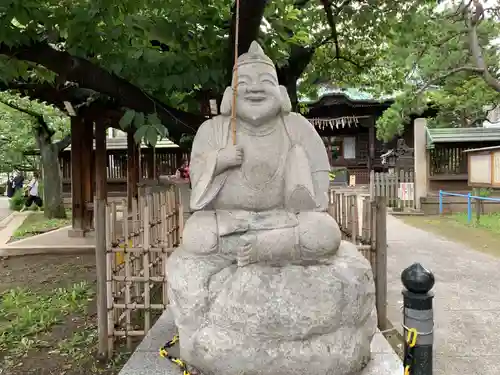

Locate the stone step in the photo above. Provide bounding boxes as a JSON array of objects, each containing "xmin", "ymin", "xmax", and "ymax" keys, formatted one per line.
[{"xmin": 118, "ymin": 309, "xmax": 402, "ymax": 375}]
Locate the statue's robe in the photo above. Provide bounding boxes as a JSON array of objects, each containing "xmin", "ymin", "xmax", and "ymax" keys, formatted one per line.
[{"xmin": 189, "ymin": 112, "xmax": 331, "ymax": 215}]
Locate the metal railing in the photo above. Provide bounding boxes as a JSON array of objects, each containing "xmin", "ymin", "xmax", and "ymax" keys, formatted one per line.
[{"xmin": 438, "ymin": 190, "xmax": 500, "ymax": 223}]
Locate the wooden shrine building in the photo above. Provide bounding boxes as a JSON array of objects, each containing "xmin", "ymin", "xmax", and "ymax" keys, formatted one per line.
[
  {"xmin": 304, "ymin": 92, "xmax": 412, "ymax": 184},
  {"xmin": 67, "ymin": 118, "xmax": 189, "ymax": 237},
  {"xmin": 426, "ymin": 127, "xmax": 500, "ymax": 192},
  {"xmin": 60, "ymin": 129, "xmax": 187, "ymax": 195}
]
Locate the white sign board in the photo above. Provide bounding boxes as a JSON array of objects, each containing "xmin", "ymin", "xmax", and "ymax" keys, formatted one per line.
[
  {"xmin": 349, "ymin": 175, "xmax": 356, "ymax": 187},
  {"xmin": 469, "ymin": 153, "xmax": 491, "ymax": 184},
  {"xmin": 398, "ymin": 182, "xmax": 415, "ymax": 201}
]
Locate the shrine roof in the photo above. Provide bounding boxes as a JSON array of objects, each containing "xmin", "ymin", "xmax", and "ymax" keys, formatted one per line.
[
  {"xmin": 463, "ymin": 145, "xmax": 500, "ymax": 154},
  {"xmin": 426, "ymin": 127, "xmax": 500, "ymax": 149},
  {"xmin": 301, "ymin": 89, "xmax": 394, "ymax": 109}
]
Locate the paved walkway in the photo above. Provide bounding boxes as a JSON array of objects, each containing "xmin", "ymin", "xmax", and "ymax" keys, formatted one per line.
[
  {"xmin": 386, "ymin": 215, "xmax": 500, "ymax": 375},
  {"xmin": 0, "ymin": 196, "xmax": 11, "ymax": 221}
]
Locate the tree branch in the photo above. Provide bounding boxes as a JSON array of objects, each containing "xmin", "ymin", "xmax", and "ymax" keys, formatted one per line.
[
  {"xmin": 405, "ymin": 30, "xmax": 469, "ymax": 81},
  {"xmin": 0, "ymin": 98, "xmax": 57, "ymax": 146},
  {"xmin": 0, "ymin": 81, "xmax": 93, "ymax": 113},
  {"xmin": 0, "ymin": 41, "xmax": 205, "ymax": 142},
  {"xmin": 226, "ymin": 0, "xmax": 269, "ymax": 82},
  {"xmin": 466, "ymin": 1, "xmax": 500, "ymax": 92},
  {"xmin": 316, "ymin": 0, "xmax": 361, "ymax": 69},
  {"xmin": 56, "ymin": 134, "xmax": 72, "ymax": 152},
  {"xmin": 416, "ymin": 65, "xmax": 485, "ymax": 94},
  {"xmin": 320, "ymin": 0, "xmax": 340, "ymax": 57}
]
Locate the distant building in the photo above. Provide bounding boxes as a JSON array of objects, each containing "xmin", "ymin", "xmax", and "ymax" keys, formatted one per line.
[{"xmin": 483, "ymin": 106, "xmax": 500, "ymax": 128}]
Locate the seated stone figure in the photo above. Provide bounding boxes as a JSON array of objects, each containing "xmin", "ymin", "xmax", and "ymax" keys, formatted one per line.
[{"xmin": 167, "ymin": 41, "xmax": 376, "ymax": 375}]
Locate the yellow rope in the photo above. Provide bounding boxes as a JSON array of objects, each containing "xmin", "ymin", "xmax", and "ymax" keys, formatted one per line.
[
  {"xmin": 159, "ymin": 335, "xmax": 191, "ymax": 375},
  {"xmin": 404, "ymin": 328, "xmax": 418, "ymax": 375}
]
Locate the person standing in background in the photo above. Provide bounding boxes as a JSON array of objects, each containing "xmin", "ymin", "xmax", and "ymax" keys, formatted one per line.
[
  {"xmin": 6, "ymin": 175, "xmax": 14, "ymax": 198},
  {"xmin": 176, "ymin": 158, "xmax": 190, "ymax": 181},
  {"xmin": 21, "ymin": 171, "xmax": 43, "ymax": 211},
  {"xmin": 12, "ymin": 171, "xmax": 24, "ymax": 193}
]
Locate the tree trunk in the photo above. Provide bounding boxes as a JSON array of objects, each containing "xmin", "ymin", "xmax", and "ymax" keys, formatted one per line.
[
  {"xmin": 36, "ymin": 134, "xmax": 66, "ymax": 219},
  {"xmin": 286, "ymin": 79, "xmax": 299, "ymax": 111}
]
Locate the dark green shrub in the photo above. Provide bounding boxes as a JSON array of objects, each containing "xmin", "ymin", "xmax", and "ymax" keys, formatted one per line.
[{"xmin": 9, "ymin": 189, "xmax": 26, "ymax": 211}]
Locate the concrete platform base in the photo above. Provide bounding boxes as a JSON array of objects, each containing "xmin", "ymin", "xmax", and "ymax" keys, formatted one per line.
[
  {"xmin": 0, "ymin": 226, "xmax": 95, "ymax": 257},
  {"xmin": 119, "ymin": 309, "xmax": 402, "ymax": 375}
]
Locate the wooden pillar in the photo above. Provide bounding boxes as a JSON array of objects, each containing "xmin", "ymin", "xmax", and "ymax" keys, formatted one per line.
[
  {"xmin": 94, "ymin": 121, "xmax": 108, "ymax": 358},
  {"xmin": 82, "ymin": 120, "xmax": 94, "ymax": 231},
  {"xmin": 368, "ymin": 117, "xmax": 375, "ymax": 173},
  {"xmin": 375, "ymin": 196, "xmax": 387, "ymax": 330},
  {"xmin": 176, "ymin": 151, "xmax": 184, "ymax": 173},
  {"xmin": 70, "ymin": 116, "xmax": 85, "ymax": 237},
  {"xmin": 127, "ymin": 132, "xmax": 139, "ymax": 209},
  {"xmin": 146, "ymin": 148, "xmax": 155, "ymax": 179},
  {"xmin": 414, "ymin": 118, "xmax": 429, "ymax": 210}
]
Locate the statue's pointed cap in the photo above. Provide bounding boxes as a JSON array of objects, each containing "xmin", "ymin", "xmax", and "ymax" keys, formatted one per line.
[
  {"xmin": 234, "ymin": 40, "xmax": 275, "ymax": 70},
  {"xmin": 248, "ymin": 41, "xmax": 265, "ymax": 55}
]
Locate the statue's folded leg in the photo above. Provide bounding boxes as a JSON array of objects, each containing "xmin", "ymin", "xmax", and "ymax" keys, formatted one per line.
[
  {"xmin": 167, "ymin": 211, "xmax": 234, "ymax": 338},
  {"xmin": 238, "ymin": 211, "xmax": 342, "ymax": 266},
  {"xmin": 297, "ymin": 211, "xmax": 342, "ymax": 260}
]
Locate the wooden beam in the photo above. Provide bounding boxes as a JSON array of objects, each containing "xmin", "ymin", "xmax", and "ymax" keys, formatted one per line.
[
  {"xmin": 94, "ymin": 120, "xmax": 108, "ymax": 358},
  {"xmin": 70, "ymin": 116, "xmax": 85, "ymax": 236}
]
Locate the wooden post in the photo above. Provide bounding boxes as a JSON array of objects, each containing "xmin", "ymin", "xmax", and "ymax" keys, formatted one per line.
[
  {"xmin": 414, "ymin": 118, "xmax": 429, "ymax": 210},
  {"xmin": 70, "ymin": 116, "xmax": 85, "ymax": 236},
  {"xmin": 375, "ymin": 196, "xmax": 387, "ymax": 330},
  {"xmin": 475, "ymin": 198, "xmax": 481, "ymax": 224},
  {"xmin": 351, "ymin": 195, "xmax": 358, "ymax": 245},
  {"xmin": 147, "ymin": 147, "xmax": 155, "ymax": 179},
  {"xmin": 82, "ymin": 120, "xmax": 94, "ymax": 231},
  {"xmin": 127, "ymin": 133, "xmax": 139, "ymax": 209},
  {"xmin": 95, "ymin": 121, "xmax": 109, "ymax": 358},
  {"xmin": 368, "ymin": 117, "xmax": 375, "ymax": 173}
]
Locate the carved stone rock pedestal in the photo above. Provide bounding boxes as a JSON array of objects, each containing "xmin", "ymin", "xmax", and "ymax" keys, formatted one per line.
[{"xmin": 118, "ymin": 308, "xmax": 402, "ymax": 375}]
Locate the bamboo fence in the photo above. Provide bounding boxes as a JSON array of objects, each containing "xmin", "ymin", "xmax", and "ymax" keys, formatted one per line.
[
  {"xmin": 370, "ymin": 169, "xmax": 415, "ymax": 210},
  {"xmin": 105, "ymin": 185, "xmax": 182, "ymax": 353},
  {"xmin": 328, "ymin": 189, "xmax": 388, "ymax": 329}
]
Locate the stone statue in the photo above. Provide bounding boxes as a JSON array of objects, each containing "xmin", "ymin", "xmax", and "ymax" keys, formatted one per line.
[{"xmin": 166, "ymin": 41, "xmax": 376, "ymax": 375}]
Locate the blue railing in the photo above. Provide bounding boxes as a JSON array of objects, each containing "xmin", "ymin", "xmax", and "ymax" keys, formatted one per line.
[{"xmin": 439, "ymin": 190, "xmax": 500, "ymax": 223}]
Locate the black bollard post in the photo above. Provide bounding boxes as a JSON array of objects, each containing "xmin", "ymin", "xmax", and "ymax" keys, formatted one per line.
[{"xmin": 401, "ymin": 263, "xmax": 435, "ymax": 375}]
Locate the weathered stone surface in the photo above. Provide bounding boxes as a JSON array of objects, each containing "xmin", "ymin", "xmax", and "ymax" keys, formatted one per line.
[
  {"xmin": 166, "ymin": 40, "xmax": 377, "ymax": 375},
  {"xmin": 180, "ymin": 241, "xmax": 376, "ymax": 375},
  {"xmin": 118, "ymin": 309, "xmax": 401, "ymax": 375}
]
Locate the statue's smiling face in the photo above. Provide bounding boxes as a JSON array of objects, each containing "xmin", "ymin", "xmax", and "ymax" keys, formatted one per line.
[{"xmin": 234, "ymin": 63, "xmax": 282, "ymax": 125}]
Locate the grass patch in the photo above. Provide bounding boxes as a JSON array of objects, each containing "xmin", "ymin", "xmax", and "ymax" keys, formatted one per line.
[
  {"xmin": 0, "ymin": 282, "xmax": 94, "ymax": 367},
  {"xmin": 452, "ymin": 211, "xmax": 500, "ymax": 233},
  {"xmin": 400, "ymin": 213, "xmax": 500, "ymax": 257},
  {"xmin": 0, "ymin": 254, "xmax": 133, "ymax": 375},
  {"xmin": 11, "ymin": 210, "xmax": 72, "ymax": 241}
]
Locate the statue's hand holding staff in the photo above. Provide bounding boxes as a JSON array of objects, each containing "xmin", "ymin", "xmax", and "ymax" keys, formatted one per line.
[{"xmin": 215, "ymin": 145, "xmax": 244, "ymax": 174}]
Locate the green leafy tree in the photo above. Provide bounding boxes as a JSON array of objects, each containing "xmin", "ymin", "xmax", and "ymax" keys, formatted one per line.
[
  {"xmin": 0, "ymin": 92, "xmax": 70, "ymax": 219},
  {"xmin": 0, "ymin": 0, "xmax": 443, "ymax": 146},
  {"xmin": 0, "ymin": 102, "xmax": 38, "ymax": 172},
  {"xmin": 371, "ymin": 0, "xmax": 500, "ymax": 141}
]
